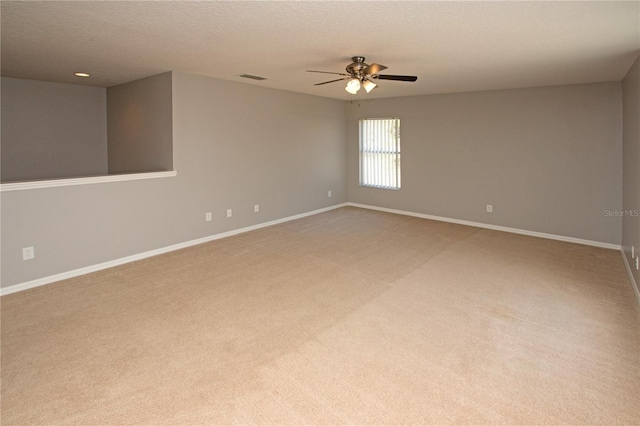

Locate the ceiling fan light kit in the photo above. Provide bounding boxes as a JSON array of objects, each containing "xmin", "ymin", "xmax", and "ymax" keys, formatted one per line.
[
  {"xmin": 345, "ymin": 78, "xmax": 361, "ymax": 94},
  {"xmin": 308, "ymin": 56, "xmax": 417, "ymax": 95},
  {"xmin": 362, "ymin": 79, "xmax": 377, "ymax": 93}
]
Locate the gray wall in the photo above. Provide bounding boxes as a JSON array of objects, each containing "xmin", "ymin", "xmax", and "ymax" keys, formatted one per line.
[
  {"xmin": 107, "ymin": 72, "xmax": 173, "ymax": 173},
  {"xmin": 1, "ymin": 77, "xmax": 108, "ymax": 181},
  {"xmin": 0, "ymin": 72, "xmax": 347, "ymax": 288},
  {"xmin": 622, "ymin": 55, "xmax": 640, "ymax": 286},
  {"xmin": 1, "ymin": 74, "xmax": 627, "ymax": 289},
  {"xmin": 347, "ymin": 83, "xmax": 623, "ymax": 245}
]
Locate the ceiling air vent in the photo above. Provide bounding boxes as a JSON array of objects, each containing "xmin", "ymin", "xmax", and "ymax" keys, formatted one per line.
[{"xmin": 239, "ymin": 74, "xmax": 268, "ymax": 81}]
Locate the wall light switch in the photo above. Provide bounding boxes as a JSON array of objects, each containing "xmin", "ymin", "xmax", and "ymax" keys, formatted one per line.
[
  {"xmin": 632, "ymin": 245, "xmax": 635, "ymax": 258},
  {"xmin": 226, "ymin": 209, "xmax": 232, "ymax": 218},
  {"xmin": 254, "ymin": 204, "xmax": 259, "ymax": 213},
  {"xmin": 328, "ymin": 190, "xmax": 332, "ymax": 198},
  {"xmin": 636, "ymin": 256, "xmax": 639, "ymax": 271}
]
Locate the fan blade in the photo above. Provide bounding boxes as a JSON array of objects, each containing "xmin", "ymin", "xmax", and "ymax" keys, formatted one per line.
[
  {"xmin": 375, "ymin": 74, "xmax": 418, "ymax": 82},
  {"xmin": 363, "ymin": 63, "xmax": 387, "ymax": 75},
  {"xmin": 307, "ymin": 70, "xmax": 349, "ymax": 76},
  {"xmin": 314, "ymin": 77, "xmax": 349, "ymax": 86}
]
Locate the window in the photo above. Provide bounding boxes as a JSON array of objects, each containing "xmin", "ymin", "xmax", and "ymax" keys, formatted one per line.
[{"xmin": 359, "ymin": 118, "xmax": 401, "ymax": 189}]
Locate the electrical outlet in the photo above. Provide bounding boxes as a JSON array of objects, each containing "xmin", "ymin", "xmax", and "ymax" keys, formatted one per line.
[
  {"xmin": 254, "ymin": 204, "xmax": 259, "ymax": 213},
  {"xmin": 636, "ymin": 256, "xmax": 639, "ymax": 271},
  {"xmin": 328, "ymin": 190, "xmax": 332, "ymax": 198},
  {"xmin": 486, "ymin": 204, "xmax": 493, "ymax": 213},
  {"xmin": 22, "ymin": 246, "xmax": 35, "ymax": 261},
  {"xmin": 205, "ymin": 212, "xmax": 212, "ymax": 222},
  {"xmin": 226, "ymin": 209, "xmax": 232, "ymax": 218},
  {"xmin": 632, "ymin": 245, "xmax": 635, "ymax": 258}
]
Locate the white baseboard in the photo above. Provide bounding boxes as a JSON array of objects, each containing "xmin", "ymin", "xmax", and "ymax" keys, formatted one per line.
[
  {"xmin": 2, "ymin": 202, "xmax": 626, "ymax": 297},
  {"xmin": 621, "ymin": 250, "xmax": 640, "ymax": 308},
  {"xmin": 0, "ymin": 203, "xmax": 348, "ymax": 296},
  {"xmin": 347, "ymin": 203, "xmax": 621, "ymax": 250}
]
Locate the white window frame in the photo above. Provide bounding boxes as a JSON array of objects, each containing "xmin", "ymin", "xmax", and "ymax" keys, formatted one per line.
[{"xmin": 359, "ymin": 118, "xmax": 401, "ymax": 190}]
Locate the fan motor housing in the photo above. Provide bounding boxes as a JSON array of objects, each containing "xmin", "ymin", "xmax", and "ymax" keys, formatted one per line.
[{"xmin": 346, "ymin": 56, "xmax": 367, "ymax": 78}]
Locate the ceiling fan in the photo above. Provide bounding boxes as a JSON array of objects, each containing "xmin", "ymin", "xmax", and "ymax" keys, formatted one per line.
[{"xmin": 307, "ymin": 56, "xmax": 418, "ymax": 94}]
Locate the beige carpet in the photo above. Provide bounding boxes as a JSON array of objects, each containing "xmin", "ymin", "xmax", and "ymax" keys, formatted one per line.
[{"xmin": 2, "ymin": 206, "xmax": 639, "ymax": 425}]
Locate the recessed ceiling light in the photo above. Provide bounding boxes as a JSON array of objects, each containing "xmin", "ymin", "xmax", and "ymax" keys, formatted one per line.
[{"xmin": 74, "ymin": 72, "xmax": 90, "ymax": 77}]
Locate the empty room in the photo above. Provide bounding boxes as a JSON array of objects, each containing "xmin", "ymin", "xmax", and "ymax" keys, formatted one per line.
[{"xmin": 1, "ymin": 1, "xmax": 639, "ymax": 424}]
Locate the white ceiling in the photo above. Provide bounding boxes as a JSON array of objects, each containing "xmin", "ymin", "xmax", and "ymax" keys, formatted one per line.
[{"xmin": 2, "ymin": 1, "xmax": 639, "ymax": 100}]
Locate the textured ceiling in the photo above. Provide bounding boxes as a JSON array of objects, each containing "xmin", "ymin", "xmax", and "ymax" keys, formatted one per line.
[{"xmin": 2, "ymin": 1, "xmax": 639, "ymax": 100}]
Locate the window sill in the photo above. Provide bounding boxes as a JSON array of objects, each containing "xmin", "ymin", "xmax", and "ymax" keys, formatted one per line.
[
  {"xmin": 359, "ymin": 184, "xmax": 401, "ymax": 190},
  {"xmin": 0, "ymin": 171, "xmax": 177, "ymax": 192}
]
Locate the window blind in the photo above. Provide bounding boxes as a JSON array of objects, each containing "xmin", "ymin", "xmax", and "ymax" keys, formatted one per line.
[{"xmin": 359, "ymin": 118, "xmax": 401, "ymax": 189}]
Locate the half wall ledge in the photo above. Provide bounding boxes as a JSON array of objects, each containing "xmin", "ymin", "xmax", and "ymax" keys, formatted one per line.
[{"xmin": 0, "ymin": 171, "xmax": 177, "ymax": 192}]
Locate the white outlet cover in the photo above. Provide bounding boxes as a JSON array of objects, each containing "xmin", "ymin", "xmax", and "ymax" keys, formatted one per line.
[
  {"xmin": 636, "ymin": 256, "xmax": 639, "ymax": 270},
  {"xmin": 22, "ymin": 246, "xmax": 35, "ymax": 260},
  {"xmin": 205, "ymin": 212, "xmax": 212, "ymax": 222},
  {"xmin": 254, "ymin": 204, "xmax": 259, "ymax": 212},
  {"xmin": 328, "ymin": 190, "xmax": 332, "ymax": 197},
  {"xmin": 632, "ymin": 245, "xmax": 635, "ymax": 258},
  {"xmin": 486, "ymin": 204, "xmax": 493, "ymax": 213}
]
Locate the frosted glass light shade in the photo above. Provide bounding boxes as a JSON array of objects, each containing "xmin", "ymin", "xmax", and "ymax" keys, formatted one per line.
[
  {"xmin": 362, "ymin": 79, "xmax": 376, "ymax": 93},
  {"xmin": 345, "ymin": 78, "xmax": 361, "ymax": 94}
]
